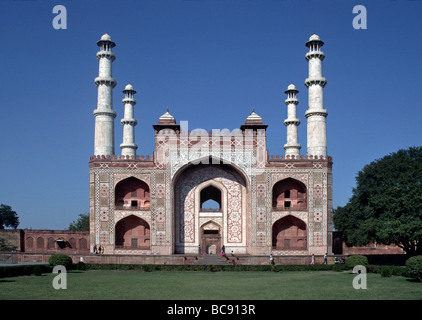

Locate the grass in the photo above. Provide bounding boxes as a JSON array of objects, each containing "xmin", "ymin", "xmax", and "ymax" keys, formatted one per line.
[{"xmin": 0, "ymin": 269, "xmax": 421, "ymax": 300}]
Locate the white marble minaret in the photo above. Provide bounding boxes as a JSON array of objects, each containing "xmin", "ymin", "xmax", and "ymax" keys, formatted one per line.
[
  {"xmin": 93, "ymin": 33, "xmax": 117, "ymax": 156},
  {"xmin": 284, "ymin": 84, "xmax": 301, "ymax": 157},
  {"xmin": 305, "ymin": 34, "xmax": 328, "ymax": 157},
  {"xmin": 120, "ymin": 84, "xmax": 138, "ymax": 157}
]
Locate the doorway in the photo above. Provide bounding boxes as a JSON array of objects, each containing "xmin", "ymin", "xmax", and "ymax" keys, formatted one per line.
[{"xmin": 200, "ymin": 222, "xmax": 221, "ymax": 255}]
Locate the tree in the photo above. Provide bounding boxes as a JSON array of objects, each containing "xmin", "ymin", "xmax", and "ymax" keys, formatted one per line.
[
  {"xmin": 0, "ymin": 238, "xmax": 17, "ymax": 251},
  {"xmin": 333, "ymin": 146, "xmax": 422, "ymax": 256},
  {"xmin": 0, "ymin": 204, "xmax": 19, "ymax": 229},
  {"xmin": 68, "ymin": 213, "xmax": 89, "ymax": 231}
]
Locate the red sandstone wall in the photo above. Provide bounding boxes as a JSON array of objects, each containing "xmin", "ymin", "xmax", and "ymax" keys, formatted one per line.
[
  {"xmin": 342, "ymin": 242, "xmax": 404, "ymax": 255},
  {"xmin": 22, "ymin": 229, "xmax": 90, "ymax": 254}
]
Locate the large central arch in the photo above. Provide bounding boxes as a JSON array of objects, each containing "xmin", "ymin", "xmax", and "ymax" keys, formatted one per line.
[{"xmin": 173, "ymin": 159, "xmax": 248, "ymax": 254}]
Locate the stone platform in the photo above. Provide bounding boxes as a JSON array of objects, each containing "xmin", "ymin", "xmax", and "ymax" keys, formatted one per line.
[{"xmin": 12, "ymin": 252, "xmax": 339, "ymax": 265}]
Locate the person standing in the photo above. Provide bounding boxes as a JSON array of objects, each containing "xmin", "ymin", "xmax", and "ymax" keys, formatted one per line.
[
  {"xmin": 270, "ymin": 253, "xmax": 275, "ymax": 265},
  {"xmin": 311, "ymin": 254, "xmax": 315, "ymax": 265},
  {"xmin": 323, "ymin": 253, "xmax": 328, "ymax": 265}
]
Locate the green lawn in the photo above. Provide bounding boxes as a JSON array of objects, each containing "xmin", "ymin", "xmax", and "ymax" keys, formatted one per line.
[{"xmin": 0, "ymin": 269, "xmax": 421, "ymax": 300}]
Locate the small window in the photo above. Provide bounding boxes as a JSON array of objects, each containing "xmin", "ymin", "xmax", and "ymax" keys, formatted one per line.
[
  {"xmin": 285, "ymin": 201, "xmax": 291, "ymax": 208},
  {"xmin": 131, "ymin": 200, "xmax": 138, "ymax": 208},
  {"xmin": 131, "ymin": 238, "xmax": 138, "ymax": 248},
  {"xmin": 204, "ymin": 230, "xmax": 219, "ymax": 235},
  {"xmin": 284, "ymin": 190, "xmax": 290, "ymax": 198}
]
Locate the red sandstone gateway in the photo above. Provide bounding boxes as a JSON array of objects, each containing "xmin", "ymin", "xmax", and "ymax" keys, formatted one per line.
[{"xmin": 87, "ymin": 33, "xmax": 334, "ymax": 260}]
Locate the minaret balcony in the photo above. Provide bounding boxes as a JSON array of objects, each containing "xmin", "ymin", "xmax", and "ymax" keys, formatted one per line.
[
  {"xmin": 121, "ymin": 118, "xmax": 138, "ymax": 126},
  {"xmin": 304, "ymin": 77, "xmax": 327, "ymax": 88},
  {"xmin": 284, "ymin": 119, "xmax": 300, "ymax": 126},
  {"xmin": 284, "ymin": 98, "xmax": 299, "ymax": 105},
  {"xmin": 96, "ymin": 50, "xmax": 116, "ymax": 61},
  {"xmin": 120, "ymin": 143, "xmax": 138, "ymax": 150},
  {"xmin": 93, "ymin": 109, "xmax": 117, "ymax": 118},
  {"xmin": 305, "ymin": 51, "xmax": 325, "ymax": 61},
  {"xmin": 122, "ymin": 97, "xmax": 136, "ymax": 105},
  {"xmin": 283, "ymin": 143, "xmax": 301, "ymax": 150},
  {"xmin": 95, "ymin": 76, "xmax": 117, "ymax": 88},
  {"xmin": 304, "ymin": 109, "xmax": 328, "ymax": 118}
]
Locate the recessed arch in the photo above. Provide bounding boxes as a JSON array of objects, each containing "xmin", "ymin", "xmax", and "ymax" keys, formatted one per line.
[
  {"xmin": 272, "ymin": 215, "xmax": 307, "ymax": 250},
  {"xmin": 272, "ymin": 178, "xmax": 307, "ymax": 210},
  {"xmin": 68, "ymin": 238, "xmax": 76, "ymax": 249},
  {"xmin": 173, "ymin": 161, "xmax": 246, "ymax": 254},
  {"xmin": 26, "ymin": 237, "xmax": 34, "ymax": 250},
  {"xmin": 79, "ymin": 238, "xmax": 88, "ymax": 250},
  {"xmin": 36, "ymin": 237, "xmax": 44, "ymax": 249},
  {"xmin": 115, "ymin": 215, "xmax": 150, "ymax": 249},
  {"xmin": 47, "ymin": 237, "xmax": 55, "ymax": 250},
  {"xmin": 115, "ymin": 177, "xmax": 150, "ymax": 210},
  {"xmin": 200, "ymin": 221, "xmax": 222, "ymax": 255},
  {"xmin": 200, "ymin": 220, "xmax": 222, "ymax": 231},
  {"xmin": 172, "ymin": 156, "xmax": 249, "ymax": 189}
]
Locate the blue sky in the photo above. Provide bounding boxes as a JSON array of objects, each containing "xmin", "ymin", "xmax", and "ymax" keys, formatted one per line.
[{"xmin": 0, "ymin": 0, "xmax": 421, "ymax": 229}]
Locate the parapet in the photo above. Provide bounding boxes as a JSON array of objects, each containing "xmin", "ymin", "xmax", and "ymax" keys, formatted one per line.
[{"xmin": 89, "ymin": 154, "xmax": 153, "ymax": 161}]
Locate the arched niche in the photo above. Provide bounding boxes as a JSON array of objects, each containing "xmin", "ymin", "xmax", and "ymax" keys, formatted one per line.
[
  {"xmin": 272, "ymin": 178, "xmax": 307, "ymax": 210},
  {"xmin": 115, "ymin": 215, "xmax": 151, "ymax": 249},
  {"xmin": 115, "ymin": 177, "xmax": 150, "ymax": 210},
  {"xmin": 272, "ymin": 215, "xmax": 307, "ymax": 250}
]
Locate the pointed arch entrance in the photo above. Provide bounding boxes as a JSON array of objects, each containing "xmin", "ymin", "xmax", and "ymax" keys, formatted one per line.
[
  {"xmin": 173, "ymin": 161, "xmax": 248, "ymax": 254},
  {"xmin": 200, "ymin": 221, "xmax": 222, "ymax": 255}
]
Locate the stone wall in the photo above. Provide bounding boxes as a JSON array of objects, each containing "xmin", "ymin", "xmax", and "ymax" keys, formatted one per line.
[{"xmin": 0, "ymin": 229, "xmax": 89, "ymax": 254}]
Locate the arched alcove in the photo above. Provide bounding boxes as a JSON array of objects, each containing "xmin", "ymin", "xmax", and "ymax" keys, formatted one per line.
[
  {"xmin": 79, "ymin": 238, "xmax": 88, "ymax": 250},
  {"xmin": 115, "ymin": 215, "xmax": 150, "ymax": 249},
  {"xmin": 115, "ymin": 177, "xmax": 150, "ymax": 210},
  {"xmin": 272, "ymin": 216, "xmax": 307, "ymax": 250},
  {"xmin": 26, "ymin": 237, "xmax": 34, "ymax": 250},
  {"xmin": 272, "ymin": 178, "xmax": 307, "ymax": 210},
  {"xmin": 36, "ymin": 237, "xmax": 44, "ymax": 249}
]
